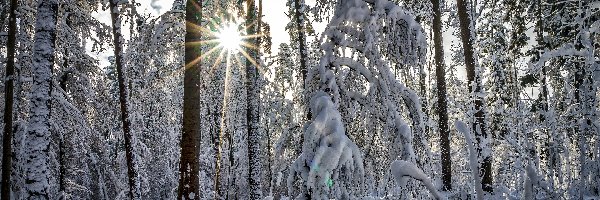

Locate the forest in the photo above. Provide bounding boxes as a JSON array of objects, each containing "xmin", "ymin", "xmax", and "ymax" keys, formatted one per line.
[{"xmin": 0, "ymin": 0, "xmax": 599, "ymax": 199}]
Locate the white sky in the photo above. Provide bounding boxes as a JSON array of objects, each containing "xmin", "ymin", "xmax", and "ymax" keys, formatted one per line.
[
  {"xmin": 261, "ymin": 0, "xmax": 327, "ymax": 55},
  {"xmin": 88, "ymin": 0, "xmax": 174, "ymax": 69},
  {"xmin": 138, "ymin": 0, "xmax": 173, "ymax": 16},
  {"xmin": 88, "ymin": 0, "xmax": 539, "ymax": 98},
  {"xmin": 261, "ymin": 0, "xmax": 290, "ymax": 55},
  {"xmin": 89, "ymin": 0, "xmax": 307, "ymax": 70}
]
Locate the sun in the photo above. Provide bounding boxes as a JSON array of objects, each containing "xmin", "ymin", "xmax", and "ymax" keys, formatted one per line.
[
  {"xmin": 217, "ymin": 23, "xmax": 242, "ymax": 52},
  {"xmin": 183, "ymin": 12, "xmax": 265, "ymax": 74}
]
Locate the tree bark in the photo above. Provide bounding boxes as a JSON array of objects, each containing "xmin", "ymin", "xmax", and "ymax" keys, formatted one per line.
[
  {"xmin": 178, "ymin": 0, "xmax": 202, "ymax": 199},
  {"xmin": 431, "ymin": 0, "xmax": 452, "ymax": 191},
  {"xmin": 536, "ymin": 0, "xmax": 548, "ymax": 113},
  {"xmin": 25, "ymin": 0, "xmax": 58, "ymax": 198},
  {"xmin": 109, "ymin": 0, "xmax": 139, "ymax": 198},
  {"xmin": 294, "ymin": 0, "xmax": 311, "ymax": 121},
  {"xmin": 246, "ymin": 0, "xmax": 262, "ymax": 198},
  {"xmin": 455, "ymin": 0, "xmax": 492, "ymax": 193},
  {"xmin": 1, "ymin": 0, "xmax": 18, "ymax": 198},
  {"xmin": 294, "ymin": 2, "xmax": 311, "ymax": 196}
]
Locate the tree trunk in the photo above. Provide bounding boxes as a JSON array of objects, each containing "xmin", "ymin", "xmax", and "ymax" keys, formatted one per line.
[
  {"xmin": 178, "ymin": 0, "xmax": 202, "ymax": 199},
  {"xmin": 109, "ymin": 0, "xmax": 139, "ymax": 198},
  {"xmin": 455, "ymin": 0, "xmax": 492, "ymax": 193},
  {"xmin": 536, "ymin": 0, "xmax": 548, "ymax": 113},
  {"xmin": 294, "ymin": 0, "xmax": 311, "ymax": 121},
  {"xmin": 431, "ymin": 0, "xmax": 452, "ymax": 191},
  {"xmin": 246, "ymin": 0, "xmax": 262, "ymax": 199},
  {"xmin": 25, "ymin": 0, "xmax": 58, "ymax": 198},
  {"xmin": 294, "ymin": 2, "xmax": 311, "ymax": 197},
  {"xmin": 1, "ymin": 0, "xmax": 17, "ymax": 198}
]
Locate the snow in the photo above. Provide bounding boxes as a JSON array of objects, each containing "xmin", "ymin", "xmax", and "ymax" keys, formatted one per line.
[
  {"xmin": 288, "ymin": 91, "xmax": 364, "ymax": 197},
  {"xmin": 391, "ymin": 160, "xmax": 446, "ymax": 200},
  {"xmin": 296, "ymin": 0, "xmax": 433, "ymax": 197},
  {"xmin": 263, "ymin": 195, "xmax": 274, "ymax": 200},
  {"xmin": 24, "ymin": 0, "xmax": 58, "ymax": 198},
  {"xmin": 5, "ymin": 0, "xmax": 598, "ymax": 199},
  {"xmin": 455, "ymin": 120, "xmax": 483, "ymax": 200}
]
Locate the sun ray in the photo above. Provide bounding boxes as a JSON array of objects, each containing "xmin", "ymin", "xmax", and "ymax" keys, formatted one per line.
[
  {"xmin": 184, "ymin": 55, "xmax": 202, "ymax": 70},
  {"xmin": 241, "ymin": 20, "xmax": 259, "ymax": 33},
  {"xmin": 199, "ymin": 45, "xmax": 222, "ymax": 60},
  {"xmin": 238, "ymin": 48, "xmax": 259, "ymax": 67},
  {"xmin": 186, "ymin": 21, "xmax": 215, "ymax": 36},
  {"xmin": 200, "ymin": 50, "xmax": 214, "ymax": 63},
  {"xmin": 186, "ymin": 39, "xmax": 221, "ymax": 46},
  {"xmin": 184, "ymin": 11, "xmax": 270, "ymax": 81},
  {"xmin": 209, "ymin": 47, "xmax": 228, "ymax": 76},
  {"xmin": 208, "ymin": 13, "xmax": 237, "ymax": 33},
  {"xmin": 217, "ymin": 51, "xmax": 233, "ymax": 176},
  {"xmin": 239, "ymin": 42, "xmax": 259, "ymax": 50},
  {"xmin": 240, "ymin": 34, "xmax": 264, "ymax": 39},
  {"xmin": 238, "ymin": 48, "xmax": 266, "ymax": 75},
  {"xmin": 184, "ymin": 44, "xmax": 222, "ymax": 70},
  {"xmin": 233, "ymin": 50, "xmax": 244, "ymax": 68},
  {"xmin": 217, "ymin": 23, "xmax": 242, "ymax": 51},
  {"xmin": 208, "ymin": 16, "xmax": 222, "ymax": 32},
  {"xmin": 164, "ymin": 11, "xmax": 268, "ymax": 87}
]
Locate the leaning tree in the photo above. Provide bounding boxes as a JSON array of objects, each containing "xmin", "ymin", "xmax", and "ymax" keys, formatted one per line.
[{"xmin": 283, "ymin": 0, "xmax": 441, "ymax": 199}]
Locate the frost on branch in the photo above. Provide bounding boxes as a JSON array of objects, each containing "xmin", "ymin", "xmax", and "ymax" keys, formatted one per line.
[
  {"xmin": 455, "ymin": 120, "xmax": 483, "ymax": 200},
  {"xmin": 391, "ymin": 160, "xmax": 446, "ymax": 200},
  {"xmin": 287, "ymin": 91, "xmax": 364, "ymax": 199},
  {"xmin": 285, "ymin": 0, "xmax": 435, "ymax": 198}
]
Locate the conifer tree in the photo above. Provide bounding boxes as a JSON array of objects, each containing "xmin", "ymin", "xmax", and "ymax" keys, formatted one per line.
[
  {"xmin": 1, "ymin": 0, "xmax": 18, "ymax": 197},
  {"xmin": 455, "ymin": 0, "xmax": 493, "ymax": 193},
  {"xmin": 178, "ymin": 0, "xmax": 202, "ymax": 199}
]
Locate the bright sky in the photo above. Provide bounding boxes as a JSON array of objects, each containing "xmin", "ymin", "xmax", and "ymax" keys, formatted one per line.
[
  {"xmin": 88, "ymin": 0, "xmax": 173, "ymax": 69},
  {"xmin": 261, "ymin": 0, "xmax": 289, "ymax": 55},
  {"xmin": 89, "ymin": 0, "xmax": 538, "ymax": 97},
  {"xmin": 90, "ymin": 0, "xmax": 310, "ymax": 71},
  {"xmin": 139, "ymin": 0, "xmax": 173, "ymax": 16}
]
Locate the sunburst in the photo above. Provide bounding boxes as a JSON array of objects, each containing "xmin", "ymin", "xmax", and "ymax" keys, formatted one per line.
[
  {"xmin": 184, "ymin": 7, "xmax": 265, "ymax": 76},
  {"xmin": 183, "ymin": 6, "xmax": 267, "ymax": 195},
  {"xmin": 217, "ymin": 23, "xmax": 242, "ymax": 52}
]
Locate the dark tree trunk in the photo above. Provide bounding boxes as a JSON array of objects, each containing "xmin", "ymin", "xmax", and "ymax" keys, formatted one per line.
[
  {"xmin": 58, "ymin": 136, "xmax": 65, "ymax": 195},
  {"xmin": 455, "ymin": 0, "xmax": 492, "ymax": 193},
  {"xmin": 25, "ymin": 0, "xmax": 58, "ymax": 198},
  {"xmin": 178, "ymin": 0, "xmax": 202, "ymax": 199},
  {"xmin": 536, "ymin": 0, "xmax": 548, "ymax": 113},
  {"xmin": 431, "ymin": 0, "xmax": 452, "ymax": 191},
  {"xmin": 294, "ymin": 1, "xmax": 312, "ymax": 198},
  {"xmin": 294, "ymin": 0, "xmax": 311, "ymax": 120},
  {"xmin": 246, "ymin": 0, "xmax": 262, "ymax": 198},
  {"xmin": 58, "ymin": 11, "xmax": 72, "ymax": 197},
  {"xmin": 109, "ymin": 0, "xmax": 139, "ymax": 198},
  {"xmin": 1, "ymin": 0, "xmax": 17, "ymax": 198}
]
